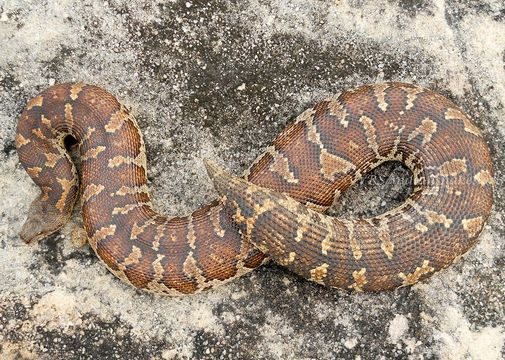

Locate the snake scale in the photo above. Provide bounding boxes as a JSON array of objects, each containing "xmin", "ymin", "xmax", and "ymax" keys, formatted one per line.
[{"xmin": 16, "ymin": 82, "xmax": 494, "ymax": 295}]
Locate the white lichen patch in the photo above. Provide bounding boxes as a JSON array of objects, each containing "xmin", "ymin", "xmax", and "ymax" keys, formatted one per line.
[
  {"xmin": 32, "ymin": 289, "xmax": 83, "ymax": 331},
  {"xmin": 388, "ymin": 314, "xmax": 409, "ymax": 344},
  {"xmin": 435, "ymin": 307, "xmax": 504, "ymax": 360}
]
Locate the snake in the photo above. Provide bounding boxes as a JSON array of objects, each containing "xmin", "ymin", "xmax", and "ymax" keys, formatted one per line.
[{"xmin": 16, "ymin": 82, "xmax": 494, "ymax": 295}]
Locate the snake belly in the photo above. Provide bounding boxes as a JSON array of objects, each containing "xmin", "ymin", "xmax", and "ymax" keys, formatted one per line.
[{"xmin": 16, "ymin": 82, "xmax": 494, "ymax": 294}]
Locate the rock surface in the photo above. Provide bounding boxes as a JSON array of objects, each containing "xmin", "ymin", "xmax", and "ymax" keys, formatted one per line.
[{"xmin": 0, "ymin": 0, "xmax": 504, "ymax": 359}]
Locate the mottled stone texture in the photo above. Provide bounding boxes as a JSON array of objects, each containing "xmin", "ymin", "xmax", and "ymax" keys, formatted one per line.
[{"xmin": 0, "ymin": 1, "xmax": 504, "ymax": 359}]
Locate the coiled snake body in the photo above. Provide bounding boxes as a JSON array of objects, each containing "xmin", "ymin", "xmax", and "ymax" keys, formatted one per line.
[{"xmin": 16, "ymin": 82, "xmax": 494, "ymax": 295}]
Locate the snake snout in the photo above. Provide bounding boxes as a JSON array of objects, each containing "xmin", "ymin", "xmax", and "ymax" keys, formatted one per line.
[{"xmin": 20, "ymin": 195, "xmax": 70, "ymax": 244}]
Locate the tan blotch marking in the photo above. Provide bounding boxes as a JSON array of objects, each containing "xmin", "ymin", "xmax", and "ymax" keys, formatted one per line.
[
  {"xmin": 387, "ymin": 132, "xmax": 403, "ymax": 159},
  {"xmin": 64, "ymin": 103, "xmax": 74, "ymax": 130},
  {"xmin": 279, "ymin": 251, "xmax": 297, "ymax": 266},
  {"xmin": 40, "ymin": 186, "xmax": 51, "ymax": 201},
  {"xmin": 295, "ymin": 212, "xmax": 311, "ymax": 242},
  {"xmin": 401, "ymin": 211, "xmax": 414, "ymax": 224},
  {"xmin": 146, "ymin": 255, "xmax": 166, "ymax": 289},
  {"xmin": 82, "ymin": 146, "xmax": 106, "ymax": 161},
  {"xmin": 70, "ymin": 82, "xmax": 85, "ymax": 100},
  {"xmin": 350, "ymin": 238, "xmax": 362, "ymax": 260},
  {"xmin": 359, "ymin": 116, "xmax": 379, "ymax": 155},
  {"xmin": 398, "ymin": 260, "xmax": 435, "ymax": 286},
  {"xmin": 304, "ymin": 113, "xmax": 355, "ymax": 181},
  {"xmin": 112, "ymin": 204, "xmax": 142, "ymax": 215},
  {"xmin": 373, "ymin": 84, "xmax": 389, "ymax": 111},
  {"xmin": 108, "ymin": 153, "xmax": 147, "ymax": 168},
  {"xmin": 90, "ymin": 225, "xmax": 116, "ymax": 249},
  {"xmin": 269, "ymin": 150, "xmax": 299, "ymax": 184},
  {"xmin": 309, "ymin": 263, "xmax": 329, "ymax": 284},
  {"xmin": 320, "ymin": 149, "xmax": 355, "ymax": 181},
  {"xmin": 32, "ymin": 128, "xmax": 48, "ymax": 140},
  {"xmin": 278, "ymin": 195, "xmax": 303, "ymax": 213},
  {"xmin": 210, "ymin": 206, "xmax": 225, "ymax": 237},
  {"xmin": 321, "ymin": 216, "xmax": 336, "ymax": 255},
  {"xmin": 146, "ymin": 255, "xmax": 180, "ymax": 295},
  {"xmin": 407, "ymin": 199, "xmax": 453, "ymax": 229},
  {"xmin": 55, "ymin": 178, "xmax": 75, "ymax": 211},
  {"xmin": 82, "ymin": 184, "xmax": 105, "ymax": 202},
  {"xmin": 462, "ymin": 217, "xmax": 484, "ymax": 238},
  {"xmin": 474, "ymin": 170, "xmax": 494, "ymax": 186},
  {"xmin": 41, "ymin": 115, "xmax": 52, "ymax": 127},
  {"xmin": 344, "ymin": 221, "xmax": 362, "ymax": 260},
  {"xmin": 425, "ymin": 210, "xmax": 453, "ymax": 228},
  {"xmin": 82, "ymin": 127, "xmax": 96, "ymax": 143},
  {"xmin": 44, "ymin": 152, "xmax": 61, "ymax": 168},
  {"xmin": 27, "ymin": 95, "xmax": 44, "ymax": 110},
  {"xmin": 378, "ymin": 220, "xmax": 394, "ymax": 259},
  {"xmin": 321, "ymin": 236, "xmax": 332, "ymax": 256},
  {"xmin": 404, "ymin": 152, "xmax": 418, "ymax": 169},
  {"xmin": 439, "ymin": 158, "xmax": 467, "ymax": 177},
  {"xmin": 131, "ymin": 222, "xmax": 145, "ymax": 240},
  {"xmin": 255, "ymin": 241, "xmax": 270, "ymax": 254},
  {"xmin": 105, "ymin": 107, "xmax": 127, "ymax": 133},
  {"xmin": 152, "ymin": 255, "xmax": 165, "ymax": 282},
  {"xmin": 152, "ymin": 225, "xmax": 166, "ymax": 252},
  {"xmin": 15, "ymin": 133, "xmax": 31, "ymax": 147},
  {"xmin": 118, "ymin": 246, "xmax": 142, "ymax": 271},
  {"xmin": 415, "ymin": 223, "xmax": 428, "ymax": 233},
  {"xmin": 187, "ymin": 216, "xmax": 196, "ymax": 249},
  {"xmin": 108, "ymin": 155, "xmax": 132, "ymax": 168},
  {"xmin": 348, "ymin": 140, "xmax": 360, "ymax": 151},
  {"xmin": 304, "ymin": 113, "xmax": 321, "ymax": 145},
  {"xmin": 26, "ymin": 167, "xmax": 42, "ymax": 178},
  {"xmin": 327, "ymin": 99, "xmax": 349, "ymax": 128},
  {"xmin": 183, "ymin": 252, "xmax": 206, "ymax": 287},
  {"xmin": 403, "ymin": 87, "xmax": 424, "ymax": 110},
  {"xmin": 233, "ymin": 202, "xmax": 247, "ymax": 225},
  {"xmin": 445, "ymin": 108, "xmax": 482, "ymax": 136},
  {"xmin": 424, "ymin": 185, "xmax": 440, "ymax": 196},
  {"xmin": 407, "ymin": 118, "xmax": 437, "ymax": 145},
  {"xmin": 112, "ymin": 184, "xmax": 149, "ymax": 197},
  {"xmin": 348, "ymin": 268, "xmax": 368, "ymax": 291}
]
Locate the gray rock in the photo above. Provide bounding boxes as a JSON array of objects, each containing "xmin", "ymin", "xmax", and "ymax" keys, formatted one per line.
[{"xmin": 0, "ymin": 1, "xmax": 503, "ymax": 359}]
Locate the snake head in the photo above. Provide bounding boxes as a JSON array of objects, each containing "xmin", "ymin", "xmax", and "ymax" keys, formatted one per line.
[{"xmin": 20, "ymin": 194, "xmax": 71, "ymax": 243}]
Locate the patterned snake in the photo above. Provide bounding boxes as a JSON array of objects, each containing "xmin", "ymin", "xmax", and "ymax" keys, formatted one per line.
[{"xmin": 16, "ymin": 82, "xmax": 494, "ymax": 295}]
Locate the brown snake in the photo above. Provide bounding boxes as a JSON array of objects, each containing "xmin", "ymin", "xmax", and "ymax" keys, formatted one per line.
[{"xmin": 16, "ymin": 82, "xmax": 494, "ymax": 294}]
